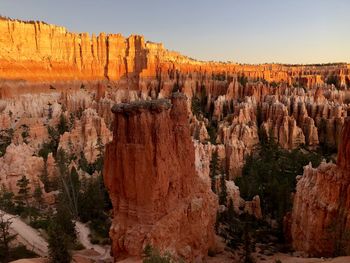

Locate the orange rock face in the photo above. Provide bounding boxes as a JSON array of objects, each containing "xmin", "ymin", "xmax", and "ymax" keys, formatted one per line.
[
  {"xmin": 290, "ymin": 117, "xmax": 350, "ymax": 257},
  {"xmin": 337, "ymin": 117, "xmax": 350, "ymax": 170},
  {"xmin": 1, "ymin": 18, "xmax": 349, "ymax": 89},
  {"xmin": 103, "ymin": 94, "xmax": 218, "ymax": 261}
]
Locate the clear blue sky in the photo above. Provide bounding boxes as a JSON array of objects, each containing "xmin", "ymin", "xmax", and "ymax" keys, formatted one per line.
[{"xmin": 1, "ymin": 0, "xmax": 349, "ymax": 64}]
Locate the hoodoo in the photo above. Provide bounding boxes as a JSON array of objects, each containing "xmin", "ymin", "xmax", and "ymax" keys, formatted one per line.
[
  {"xmin": 0, "ymin": 10, "xmax": 350, "ymax": 263},
  {"xmin": 291, "ymin": 117, "xmax": 350, "ymax": 257},
  {"xmin": 103, "ymin": 93, "xmax": 218, "ymax": 261}
]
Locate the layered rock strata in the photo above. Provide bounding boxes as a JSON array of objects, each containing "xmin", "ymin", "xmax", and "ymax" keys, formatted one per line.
[
  {"xmin": 1, "ymin": 18, "xmax": 349, "ymax": 89},
  {"xmin": 103, "ymin": 94, "xmax": 218, "ymax": 261},
  {"xmin": 291, "ymin": 117, "xmax": 350, "ymax": 257}
]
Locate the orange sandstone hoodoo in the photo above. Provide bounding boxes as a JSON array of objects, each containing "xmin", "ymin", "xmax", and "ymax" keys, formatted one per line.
[
  {"xmin": 291, "ymin": 117, "xmax": 350, "ymax": 257},
  {"xmin": 103, "ymin": 93, "xmax": 218, "ymax": 261}
]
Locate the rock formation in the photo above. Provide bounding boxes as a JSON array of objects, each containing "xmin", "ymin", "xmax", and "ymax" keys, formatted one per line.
[
  {"xmin": 1, "ymin": 16, "xmax": 350, "ymax": 262},
  {"xmin": 0, "ymin": 143, "xmax": 44, "ymax": 194},
  {"xmin": 290, "ymin": 117, "xmax": 350, "ymax": 257},
  {"xmin": 103, "ymin": 94, "xmax": 218, "ymax": 261},
  {"xmin": 58, "ymin": 108, "xmax": 112, "ymax": 163},
  {"xmin": 1, "ymin": 18, "xmax": 349, "ymax": 90}
]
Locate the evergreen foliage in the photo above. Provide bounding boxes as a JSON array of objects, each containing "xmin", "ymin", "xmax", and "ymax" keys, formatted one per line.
[
  {"xmin": 0, "ymin": 212, "xmax": 17, "ymax": 262},
  {"xmin": 33, "ymin": 183, "xmax": 44, "ymax": 209},
  {"xmin": 15, "ymin": 175, "xmax": 31, "ymax": 218},
  {"xmin": 207, "ymin": 120, "xmax": 218, "ymax": 144},
  {"xmin": 0, "ymin": 188, "xmax": 16, "ymax": 214},
  {"xmin": 48, "ymin": 198, "xmax": 77, "ymax": 263},
  {"xmin": 0, "ymin": 129, "xmax": 13, "ymax": 157},
  {"xmin": 57, "ymin": 113, "xmax": 69, "ymax": 135},
  {"xmin": 48, "ymin": 220, "xmax": 72, "ymax": 263},
  {"xmin": 238, "ymin": 74, "xmax": 248, "ymax": 87},
  {"xmin": 40, "ymin": 159, "xmax": 52, "ymax": 192},
  {"xmin": 209, "ymin": 150, "xmax": 219, "ymax": 193},
  {"xmin": 78, "ymin": 175, "xmax": 111, "ymax": 241},
  {"xmin": 236, "ymin": 137, "xmax": 323, "ymax": 235},
  {"xmin": 326, "ymin": 75, "xmax": 340, "ymax": 88},
  {"xmin": 20, "ymin": 124, "xmax": 30, "ymax": 144},
  {"xmin": 219, "ymin": 172, "xmax": 227, "ymax": 205},
  {"xmin": 191, "ymin": 85, "xmax": 208, "ymax": 119},
  {"xmin": 143, "ymin": 245, "xmax": 174, "ymax": 263},
  {"xmin": 216, "ymin": 199, "xmax": 262, "ymax": 262},
  {"xmin": 191, "ymin": 96, "xmax": 202, "ymax": 118}
]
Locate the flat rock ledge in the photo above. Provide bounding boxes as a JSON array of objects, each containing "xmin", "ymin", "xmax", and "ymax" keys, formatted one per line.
[{"xmin": 112, "ymin": 99, "xmax": 171, "ymax": 114}]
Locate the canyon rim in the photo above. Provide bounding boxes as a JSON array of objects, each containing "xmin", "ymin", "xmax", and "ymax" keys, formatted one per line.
[{"xmin": 0, "ymin": 1, "xmax": 350, "ymax": 262}]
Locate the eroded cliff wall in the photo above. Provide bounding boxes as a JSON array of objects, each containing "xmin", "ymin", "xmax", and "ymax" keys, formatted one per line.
[
  {"xmin": 1, "ymin": 18, "xmax": 349, "ymax": 87},
  {"xmin": 291, "ymin": 117, "xmax": 350, "ymax": 257}
]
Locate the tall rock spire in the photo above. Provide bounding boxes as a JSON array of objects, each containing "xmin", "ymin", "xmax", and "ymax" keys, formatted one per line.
[{"xmin": 103, "ymin": 93, "xmax": 218, "ymax": 261}]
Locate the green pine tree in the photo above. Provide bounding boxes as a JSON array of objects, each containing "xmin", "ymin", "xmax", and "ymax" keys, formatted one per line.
[
  {"xmin": 0, "ymin": 212, "xmax": 17, "ymax": 262},
  {"xmin": 40, "ymin": 159, "xmax": 51, "ymax": 192},
  {"xmin": 219, "ymin": 170, "xmax": 227, "ymax": 205},
  {"xmin": 48, "ymin": 204, "xmax": 74, "ymax": 263},
  {"xmin": 15, "ymin": 175, "xmax": 31, "ymax": 217},
  {"xmin": 209, "ymin": 150, "xmax": 219, "ymax": 194},
  {"xmin": 57, "ymin": 113, "xmax": 69, "ymax": 135},
  {"xmin": 33, "ymin": 183, "xmax": 44, "ymax": 210},
  {"xmin": 94, "ymin": 136, "xmax": 104, "ymax": 173},
  {"xmin": 68, "ymin": 167, "xmax": 80, "ymax": 217},
  {"xmin": 0, "ymin": 188, "xmax": 15, "ymax": 214}
]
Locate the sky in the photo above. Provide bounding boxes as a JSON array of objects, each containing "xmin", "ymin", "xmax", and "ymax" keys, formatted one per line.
[{"xmin": 0, "ymin": 0, "xmax": 349, "ymax": 64}]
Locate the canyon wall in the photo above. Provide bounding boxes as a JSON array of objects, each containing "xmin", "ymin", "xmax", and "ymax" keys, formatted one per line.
[
  {"xmin": 291, "ymin": 117, "xmax": 350, "ymax": 257},
  {"xmin": 103, "ymin": 93, "xmax": 217, "ymax": 261},
  {"xmin": 1, "ymin": 20, "xmax": 349, "ymax": 179},
  {"xmin": 1, "ymin": 18, "xmax": 349, "ymax": 88}
]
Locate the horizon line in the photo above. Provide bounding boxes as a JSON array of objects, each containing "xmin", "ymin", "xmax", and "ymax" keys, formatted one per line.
[{"xmin": 1, "ymin": 15, "xmax": 349, "ymax": 67}]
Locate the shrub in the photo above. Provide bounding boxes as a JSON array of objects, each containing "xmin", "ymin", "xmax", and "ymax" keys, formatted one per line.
[{"xmin": 143, "ymin": 245, "xmax": 174, "ymax": 263}]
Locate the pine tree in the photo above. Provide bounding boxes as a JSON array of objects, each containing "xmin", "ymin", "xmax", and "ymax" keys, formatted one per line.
[
  {"xmin": 15, "ymin": 175, "xmax": 31, "ymax": 216},
  {"xmin": 56, "ymin": 148, "xmax": 80, "ymax": 217},
  {"xmin": 53, "ymin": 201, "xmax": 77, "ymax": 244},
  {"xmin": 209, "ymin": 150, "xmax": 219, "ymax": 193},
  {"xmin": 48, "ymin": 227, "xmax": 71, "ymax": 263},
  {"xmin": 219, "ymin": 169, "xmax": 227, "ymax": 205},
  {"xmin": 40, "ymin": 159, "xmax": 50, "ymax": 192},
  {"xmin": 67, "ymin": 138, "xmax": 75, "ymax": 161},
  {"xmin": 242, "ymin": 221, "xmax": 255, "ymax": 263},
  {"xmin": 69, "ymin": 112, "xmax": 75, "ymax": 131},
  {"xmin": 68, "ymin": 167, "xmax": 80, "ymax": 217},
  {"xmin": 78, "ymin": 176, "xmax": 104, "ymax": 222},
  {"xmin": 0, "ymin": 212, "xmax": 17, "ymax": 262},
  {"xmin": 78, "ymin": 151, "xmax": 91, "ymax": 174},
  {"xmin": 0, "ymin": 128, "xmax": 13, "ymax": 157},
  {"xmin": 227, "ymin": 199, "xmax": 235, "ymax": 221},
  {"xmin": 47, "ymin": 125, "xmax": 60, "ymax": 155},
  {"xmin": 33, "ymin": 183, "xmax": 43, "ymax": 210},
  {"xmin": 0, "ymin": 188, "xmax": 15, "ymax": 214},
  {"xmin": 57, "ymin": 113, "xmax": 69, "ymax": 135},
  {"xmin": 94, "ymin": 136, "xmax": 104, "ymax": 173},
  {"xmin": 191, "ymin": 96, "xmax": 202, "ymax": 117}
]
